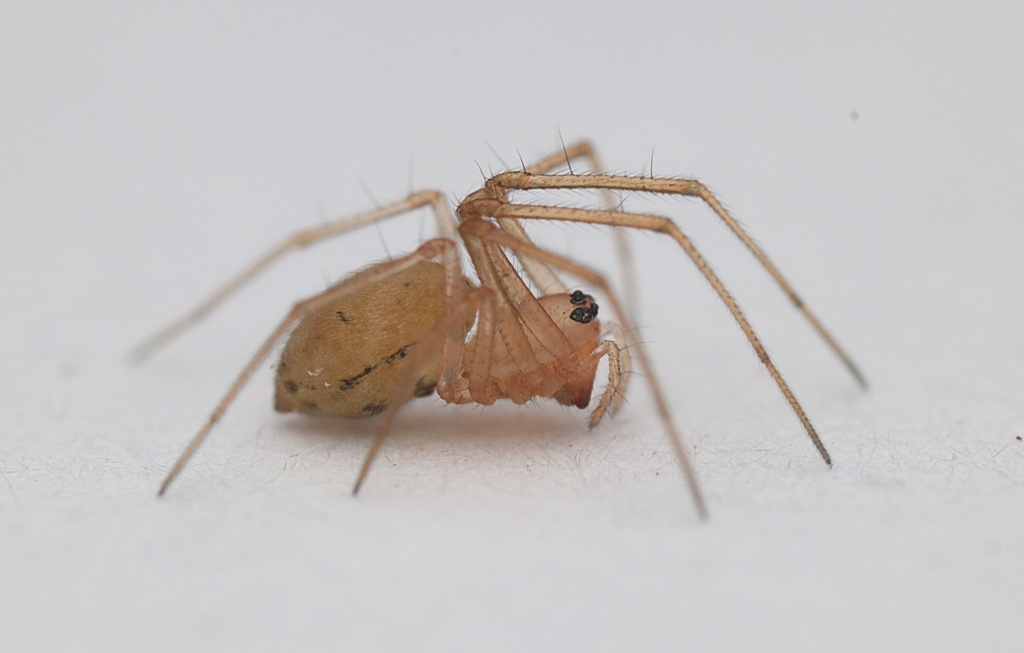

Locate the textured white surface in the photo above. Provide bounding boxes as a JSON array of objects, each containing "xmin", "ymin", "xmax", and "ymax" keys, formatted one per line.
[{"xmin": 2, "ymin": 2, "xmax": 1023, "ymax": 651}]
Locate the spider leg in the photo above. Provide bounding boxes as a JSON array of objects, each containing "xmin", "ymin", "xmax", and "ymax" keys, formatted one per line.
[
  {"xmin": 458, "ymin": 218, "xmax": 707, "ymax": 519},
  {"xmin": 486, "ymin": 140, "xmax": 638, "ymax": 317},
  {"xmin": 157, "ymin": 238, "xmax": 461, "ymax": 496},
  {"xmin": 486, "ymin": 171, "xmax": 867, "ymax": 391},
  {"xmin": 463, "ymin": 196, "xmax": 834, "ymax": 469},
  {"xmin": 132, "ymin": 190, "xmax": 459, "ymax": 362},
  {"xmin": 526, "ymin": 140, "xmax": 637, "ymax": 318},
  {"xmin": 523, "ymin": 139, "xmax": 603, "ymax": 175}
]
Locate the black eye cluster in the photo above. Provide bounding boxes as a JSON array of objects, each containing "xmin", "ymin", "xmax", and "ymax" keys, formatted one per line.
[{"xmin": 569, "ymin": 290, "xmax": 599, "ymax": 324}]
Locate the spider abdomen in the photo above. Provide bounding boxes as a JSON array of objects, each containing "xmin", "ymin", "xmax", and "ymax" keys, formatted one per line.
[{"xmin": 274, "ymin": 261, "xmax": 450, "ymax": 417}]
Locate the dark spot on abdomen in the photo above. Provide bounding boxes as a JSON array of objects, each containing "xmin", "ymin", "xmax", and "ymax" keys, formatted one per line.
[
  {"xmin": 414, "ymin": 379, "xmax": 436, "ymax": 397},
  {"xmin": 362, "ymin": 402, "xmax": 387, "ymax": 416},
  {"xmin": 339, "ymin": 365, "xmax": 374, "ymax": 390},
  {"xmin": 384, "ymin": 344, "xmax": 412, "ymax": 365}
]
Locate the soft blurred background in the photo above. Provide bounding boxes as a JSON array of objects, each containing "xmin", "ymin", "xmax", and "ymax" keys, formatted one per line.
[{"xmin": 2, "ymin": 2, "xmax": 1022, "ymax": 651}]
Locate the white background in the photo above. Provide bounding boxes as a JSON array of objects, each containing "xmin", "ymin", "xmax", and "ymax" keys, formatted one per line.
[{"xmin": 2, "ymin": 2, "xmax": 1023, "ymax": 651}]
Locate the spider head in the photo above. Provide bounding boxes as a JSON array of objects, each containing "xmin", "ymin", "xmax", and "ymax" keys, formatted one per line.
[
  {"xmin": 537, "ymin": 290, "xmax": 602, "ymax": 409},
  {"xmin": 538, "ymin": 291, "xmax": 602, "ymax": 344}
]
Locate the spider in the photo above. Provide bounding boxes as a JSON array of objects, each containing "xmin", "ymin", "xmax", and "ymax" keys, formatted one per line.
[{"xmin": 134, "ymin": 140, "xmax": 865, "ymax": 518}]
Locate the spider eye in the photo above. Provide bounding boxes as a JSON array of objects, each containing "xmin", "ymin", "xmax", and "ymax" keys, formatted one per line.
[
  {"xmin": 569, "ymin": 290, "xmax": 590, "ymax": 305},
  {"xmin": 569, "ymin": 299, "xmax": 599, "ymax": 324},
  {"xmin": 569, "ymin": 308, "xmax": 590, "ymax": 323}
]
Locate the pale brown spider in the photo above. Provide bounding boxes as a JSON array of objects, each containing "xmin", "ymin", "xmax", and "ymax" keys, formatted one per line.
[{"xmin": 135, "ymin": 140, "xmax": 865, "ymax": 518}]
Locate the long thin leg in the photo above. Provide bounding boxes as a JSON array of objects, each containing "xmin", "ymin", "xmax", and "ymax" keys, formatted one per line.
[
  {"xmin": 490, "ymin": 140, "xmax": 638, "ymax": 316},
  {"xmin": 157, "ymin": 239, "xmax": 459, "ymax": 496},
  {"xmin": 132, "ymin": 190, "xmax": 458, "ymax": 361},
  {"xmin": 463, "ymin": 197, "xmax": 834, "ymax": 466},
  {"xmin": 485, "ymin": 171, "xmax": 868, "ymax": 390},
  {"xmin": 459, "ymin": 218, "xmax": 708, "ymax": 519},
  {"xmin": 480, "ymin": 142, "xmax": 588, "ymax": 295},
  {"xmin": 527, "ymin": 140, "xmax": 638, "ymax": 318}
]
